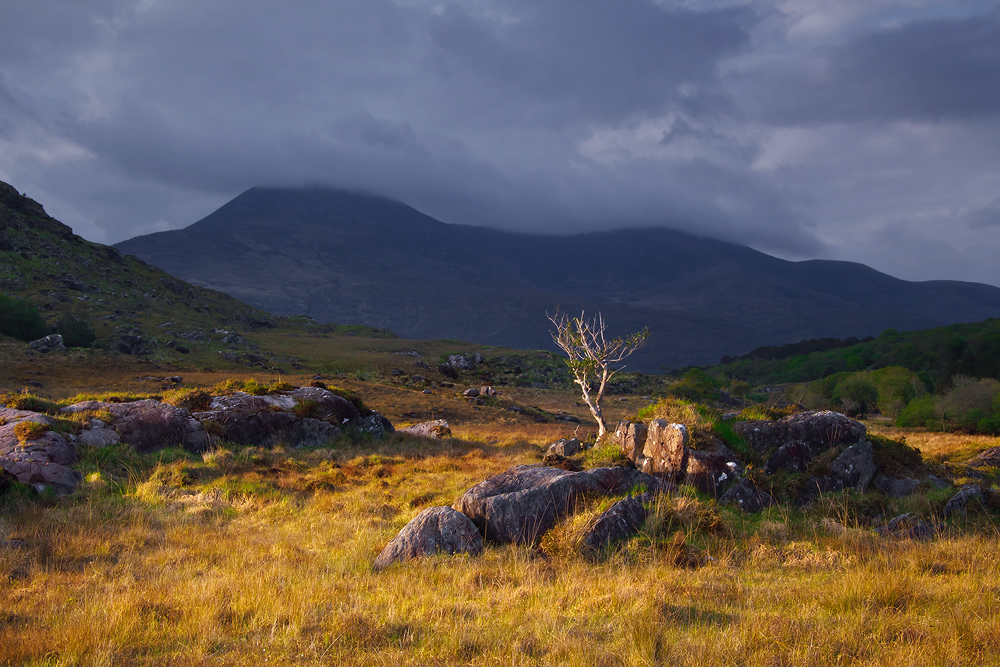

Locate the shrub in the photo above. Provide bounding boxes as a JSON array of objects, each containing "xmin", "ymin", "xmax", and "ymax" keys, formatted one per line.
[
  {"xmin": 14, "ymin": 421, "xmax": 50, "ymax": 444},
  {"xmin": 896, "ymin": 394, "xmax": 938, "ymax": 428},
  {"xmin": 53, "ymin": 312, "xmax": 97, "ymax": 348},
  {"xmin": 0, "ymin": 295, "xmax": 48, "ymax": 341}
]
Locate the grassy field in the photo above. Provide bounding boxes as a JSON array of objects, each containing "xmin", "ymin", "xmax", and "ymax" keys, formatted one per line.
[{"xmin": 2, "ymin": 351, "xmax": 1000, "ymax": 665}]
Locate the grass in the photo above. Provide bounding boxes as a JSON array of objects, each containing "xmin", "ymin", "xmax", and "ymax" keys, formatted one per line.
[{"xmin": 2, "ymin": 424, "xmax": 999, "ymax": 665}]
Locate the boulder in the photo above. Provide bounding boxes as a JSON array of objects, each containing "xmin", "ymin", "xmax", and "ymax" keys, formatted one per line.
[
  {"xmin": 734, "ymin": 411, "xmax": 866, "ymax": 457},
  {"xmin": 65, "ymin": 399, "xmax": 210, "ymax": 453},
  {"xmin": 640, "ymin": 420, "xmax": 688, "ymax": 478},
  {"xmin": 374, "ymin": 506, "xmax": 483, "ymax": 570},
  {"xmin": 289, "ymin": 387, "xmax": 360, "ymax": 423},
  {"xmin": 480, "ymin": 386, "xmax": 497, "ymax": 398},
  {"xmin": 830, "ymin": 439, "xmax": 876, "ymax": 491},
  {"xmin": 400, "ymin": 420, "xmax": 452, "ymax": 439},
  {"xmin": 873, "ymin": 476, "xmax": 921, "ymax": 498},
  {"xmin": 448, "ymin": 354, "xmax": 481, "ymax": 371},
  {"xmin": 358, "ymin": 414, "xmax": 394, "ymax": 439},
  {"xmin": 875, "ymin": 513, "xmax": 938, "ymax": 540},
  {"xmin": 968, "ymin": 447, "xmax": 1000, "ymax": 468},
  {"xmin": 546, "ymin": 437, "xmax": 582, "ymax": 458},
  {"xmin": 453, "ymin": 464, "xmax": 672, "ymax": 545},
  {"xmin": 28, "ymin": 334, "xmax": 65, "ymax": 353},
  {"xmin": 613, "ymin": 420, "xmax": 648, "ymax": 463},
  {"xmin": 462, "ymin": 388, "xmax": 480, "ymax": 398},
  {"xmin": 942, "ymin": 485, "xmax": 988, "ymax": 517},
  {"xmin": 437, "ymin": 363, "xmax": 459, "ymax": 379},
  {"xmin": 0, "ymin": 408, "xmax": 80, "ymax": 494},
  {"xmin": 720, "ymin": 478, "xmax": 775, "ymax": 513},
  {"xmin": 582, "ymin": 495, "xmax": 647, "ymax": 551},
  {"xmin": 685, "ymin": 445, "xmax": 742, "ymax": 497}
]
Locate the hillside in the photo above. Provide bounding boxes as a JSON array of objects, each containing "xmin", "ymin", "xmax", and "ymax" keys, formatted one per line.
[
  {"xmin": 115, "ymin": 186, "xmax": 1000, "ymax": 370},
  {"xmin": 0, "ymin": 179, "xmax": 308, "ymax": 367}
]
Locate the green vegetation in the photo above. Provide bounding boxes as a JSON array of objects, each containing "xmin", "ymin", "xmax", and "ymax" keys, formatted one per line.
[{"xmin": 0, "ymin": 294, "xmax": 48, "ymax": 341}]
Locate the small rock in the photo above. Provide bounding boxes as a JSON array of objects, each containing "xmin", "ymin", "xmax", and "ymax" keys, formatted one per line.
[
  {"xmin": 462, "ymin": 387, "xmax": 480, "ymax": 398},
  {"xmin": 400, "ymin": 420, "xmax": 452, "ymax": 439},
  {"xmin": 873, "ymin": 475, "xmax": 921, "ymax": 498},
  {"xmin": 720, "ymin": 478, "xmax": 775, "ymax": 513},
  {"xmin": 546, "ymin": 437, "xmax": 582, "ymax": 458},
  {"xmin": 830, "ymin": 439, "xmax": 876, "ymax": 491},
  {"xmin": 77, "ymin": 427, "xmax": 120, "ymax": 449},
  {"xmin": 875, "ymin": 513, "xmax": 938, "ymax": 540}
]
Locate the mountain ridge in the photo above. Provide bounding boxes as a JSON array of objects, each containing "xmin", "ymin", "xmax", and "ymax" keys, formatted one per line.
[{"xmin": 114, "ymin": 185, "xmax": 1000, "ymax": 370}]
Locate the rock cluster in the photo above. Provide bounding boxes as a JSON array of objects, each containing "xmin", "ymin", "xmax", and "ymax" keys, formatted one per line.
[
  {"xmin": 1, "ymin": 386, "xmax": 393, "ymax": 495},
  {"xmin": 613, "ymin": 410, "xmax": 926, "ymax": 510}
]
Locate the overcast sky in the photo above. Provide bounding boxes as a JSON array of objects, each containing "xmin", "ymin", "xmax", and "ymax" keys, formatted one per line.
[{"xmin": 2, "ymin": 0, "xmax": 999, "ymax": 285}]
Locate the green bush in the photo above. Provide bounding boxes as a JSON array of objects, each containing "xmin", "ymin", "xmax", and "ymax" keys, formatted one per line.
[
  {"xmin": 53, "ymin": 312, "xmax": 97, "ymax": 348},
  {"xmin": 0, "ymin": 295, "xmax": 48, "ymax": 341},
  {"xmin": 896, "ymin": 394, "xmax": 937, "ymax": 428}
]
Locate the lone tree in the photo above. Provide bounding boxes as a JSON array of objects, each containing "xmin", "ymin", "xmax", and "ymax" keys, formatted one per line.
[{"xmin": 548, "ymin": 310, "xmax": 649, "ymax": 439}]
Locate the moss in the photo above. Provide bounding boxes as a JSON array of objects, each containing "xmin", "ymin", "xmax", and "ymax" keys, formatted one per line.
[
  {"xmin": 870, "ymin": 433, "xmax": 924, "ymax": 477},
  {"xmin": 162, "ymin": 388, "xmax": 213, "ymax": 412}
]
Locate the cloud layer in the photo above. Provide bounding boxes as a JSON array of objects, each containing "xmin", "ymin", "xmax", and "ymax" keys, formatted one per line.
[{"xmin": 1, "ymin": 0, "xmax": 998, "ymax": 285}]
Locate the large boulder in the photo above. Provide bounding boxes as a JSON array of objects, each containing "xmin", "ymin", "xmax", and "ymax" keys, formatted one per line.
[
  {"xmin": 734, "ymin": 411, "xmax": 866, "ymax": 459},
  {"xmin": 0, "ymin": 408, "xmax": 80, "ymax": 494},
  {"xmin": 453, "ymin": 465, "xmax": 673, "ymax": 545},
  {"xmin": 289, "ymin": 387, "xmax": 360, "ymax": 423},
  {"xmin": 546, "ymin": 437, "xmax": 582, "ymax": 458},
  {"xmin": 374, "ymin": 506, "xmax": 483, "ymax": 570},
  {"xmin": 639, "ymin": 420, "xmax": 689, "ymax": 478},
  {"xmin": 63, "ymin": 399, "xmax": 210, "ymax": 453}
]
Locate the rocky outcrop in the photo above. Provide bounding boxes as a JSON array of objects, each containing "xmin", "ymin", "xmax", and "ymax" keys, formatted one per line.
[
  {"xmin": 734, "ymin": 410, "xmax": 866, "ymax": 458},
  {"xmin": 373, "ymin": 506, "xmax": 483, "ymax": 570},
  {"xmin": 942, "ymin": 485, "xmax": 990, "ymax": 517},
  {"xmin": 65, "ymin": 399, "xmax": 211, "ymax": 453},
  {"xmin": 684, "ymin": 445, "xmax": 742, "ymax": 496},
  {"xmin": 875, "ymin": 513, "xmax": 939, "ymax": 540},
  {"xmin": 453, "ymin": 465, "xmax": 673, "ymax": 545},
  {"xmin": 614, "ymin": 420, "xmax": 648, "ymax": 462},
  {"xmin": 829, "ymin": 439, "xmax": 876, "ymax": 491},
  {"xmin": 720, "ymin": 478, "xmax": 775, "ymax": 513},
  {"xmin": 400, "ymin": 420, "xmax": 452, "ymax": 439},
  {"xmin": 0, "ymin": 408, "xmax": 80, "ymax": 494}
]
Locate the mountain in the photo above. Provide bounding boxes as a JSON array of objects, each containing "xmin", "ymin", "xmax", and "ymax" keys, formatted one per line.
[
  {"xmin": 114, "ymin": 186, "xmax": 1000, "ymax": 370},
  {"xmin": 0, "ymin": 179, "xmax": 281, "ymax": 358}
]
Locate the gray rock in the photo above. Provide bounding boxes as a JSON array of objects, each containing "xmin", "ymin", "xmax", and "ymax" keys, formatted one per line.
[
  {"xmin": 448, "ymin": 354, "xmax": 482, "ymax": 371},
  {"xmin": 359, "ymin": 413, "xmax": 394, "ymax": 439},
  {"xmin": 685, "ymin": 445, "xmax": 742, "ymax": 497},
  {"xmin": 295, "ymin": 418, "xmax": 342, "ymax": 447},
  {"xmin": 28, "ymin": 334, "xmax": 65, "ymax": 353},
  {"xmin": 873, "ymin": 475, "xmax": 921, "ymax": 498},
  {"xmin": 400, "ymin": 420, "xmax": 452, "ymax": 439},
  {"xmin": 546, "ymin": 437, "xmax": 582, "ymax": 458},
  {"xmin": 613, "ymin": 420, "xmax": 648, "ymax": 463},
  {"xmin": 967, "ymin": 447, "xmax": 1000, "ymax": 468},
  {"xmin": 582, "ymin": 495, "xmax": 647, "ymax": 551},
  {"xmin": 764, "ymin": 440, "xmax": 813, "ymax": 474},
  {"xmin": 480, "ymin": 386, "xmax": 497, "ymax": 398},
  {"xmin": 942, "ymin": 485, "xmax": 988, "ymax": 517},
  {"xmin": 734, "ymin": 410, "xmax": 866, "ymax": 457},
  {"xmin": 289, "ymin": 386, "xmax": 360, "ymax": 423},
  {"xmin": 374, "ymin": 506, "xmax": 483, "ymax": 570},
  {"xmin": 830, "ymin": 439, "xmax": 876, "ymax": 491},
  {"xmin": 720, "ymin": 478, "xmax": 775, "ymax": 513},
  {"xmin": 875, "ymin": 513, "xmax": 938, "ymax": 540},
  {"xmin": 65, "ymin": 399, "xmax": 210, "ymax": 453},
  {"xmin": 0, "ymin": 408, "xmax": 80, "ymax": 494},
  {"xmin": 77, "ymin": 427, "xmax": 120, "ymax": 449},
  {"xmin": 641, "ymin": 420, "xmax": 688, "ymax": 478},
  {"xmin": 463, "ymin": 387, "xmax": 480, "ymax": 398},
  {"xmin": 453, "ymin": 465, "xmax": 672, "ymax": 545}
]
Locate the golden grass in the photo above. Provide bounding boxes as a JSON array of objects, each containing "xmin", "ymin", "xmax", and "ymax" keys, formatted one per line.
[
  {"xmin": 2, "ymin": 427, "xmax": 999, "ymax": 665},
  {"xmin": 867, "ymin": 424, "xmax": 1000, "ymax": 464}
]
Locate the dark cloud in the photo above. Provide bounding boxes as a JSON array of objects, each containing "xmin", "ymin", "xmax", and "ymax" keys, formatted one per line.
[
  {"xmin": 754, "ymin": 10, "xmax": 1000, "ymax": 124},
  {"xmin": 0, "ymin": 1, "xmax": 998, "ymax": 285}
]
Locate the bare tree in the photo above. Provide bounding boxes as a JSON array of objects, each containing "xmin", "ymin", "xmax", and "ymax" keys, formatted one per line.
[{"xmin": 548, "ymin": 310, "xmax": 649, "ymax": 439}]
